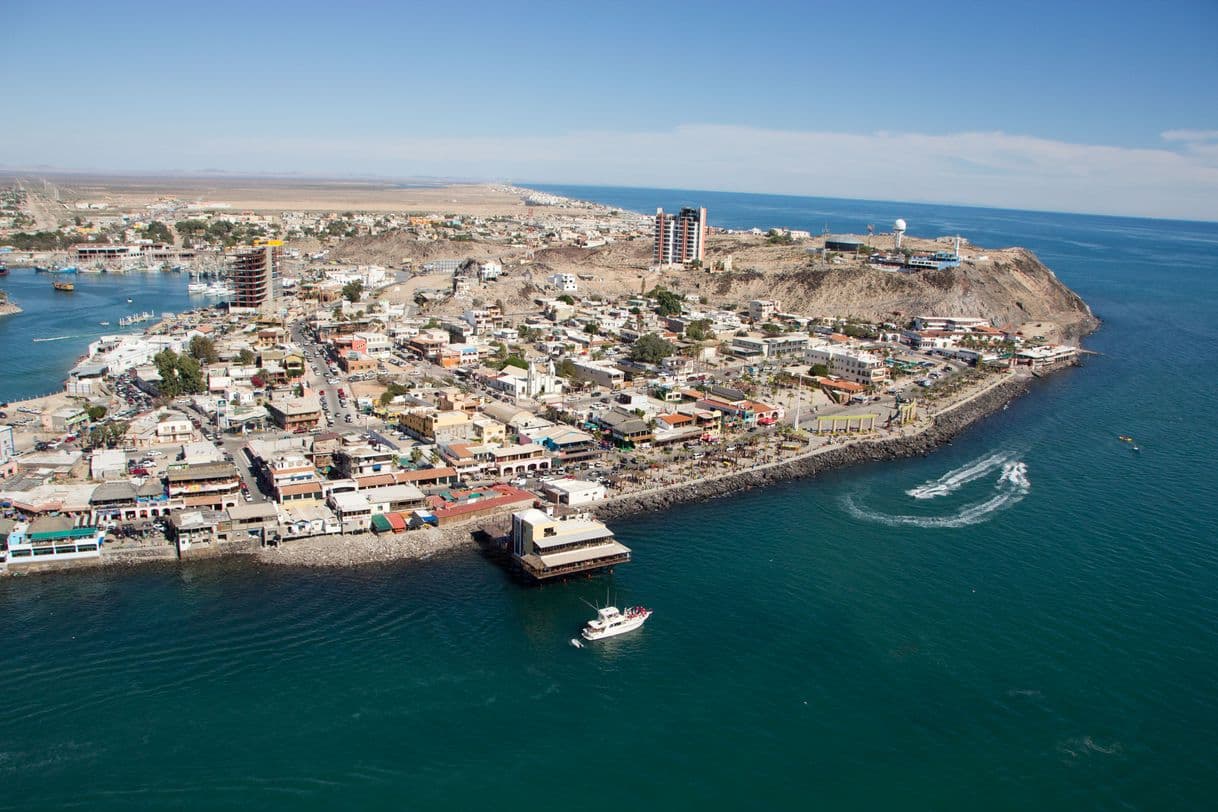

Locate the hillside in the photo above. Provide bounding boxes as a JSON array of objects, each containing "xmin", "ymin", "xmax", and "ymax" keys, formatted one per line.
[{"xmin": 367, "ymin": 231, "xmax": 1098, "ymax": 342}]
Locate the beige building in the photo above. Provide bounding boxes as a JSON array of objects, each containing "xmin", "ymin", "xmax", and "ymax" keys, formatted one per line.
[
  {"xmin": 400, "ymin": 409, "xmax": 472, "ymax": 443},
  {"xmin": 510, "ymin": 508, "xmax": 631, "ymax": 581}
]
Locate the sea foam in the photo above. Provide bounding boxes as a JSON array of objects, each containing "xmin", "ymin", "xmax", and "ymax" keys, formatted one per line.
[{"xmin": 848, "ymin": 455, "xmax": 1031, "ymax": 528}]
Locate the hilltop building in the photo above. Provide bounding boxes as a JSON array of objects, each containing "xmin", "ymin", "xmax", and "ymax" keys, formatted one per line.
[{"xmin": 654, "ymin": 207, "xmax": 707, "ymax": 266}]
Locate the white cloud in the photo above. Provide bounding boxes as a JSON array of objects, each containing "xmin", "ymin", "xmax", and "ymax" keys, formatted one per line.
[
  {"xmin": 5, "ymin": 125, "xmax": 1218, "ymax": 220},
  {"xmin": 1160, "ymin": 129, "xmax": 1218, "ymax": 143}
]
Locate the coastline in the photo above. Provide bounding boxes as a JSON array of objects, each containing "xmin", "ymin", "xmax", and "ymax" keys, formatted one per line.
[
  {"xmin": 593, "ymin": 371, "xmax": 1033, "ymax": 521},
  {"xmin": 4, "ymin": 369, "xmax": 1044, "ymax": 576}
]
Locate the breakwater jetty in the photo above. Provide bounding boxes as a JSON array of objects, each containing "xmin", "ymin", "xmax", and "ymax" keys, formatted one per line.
[{"xmin": 592, "ymin": 373, "xmax": 1033, "ymax": 521}]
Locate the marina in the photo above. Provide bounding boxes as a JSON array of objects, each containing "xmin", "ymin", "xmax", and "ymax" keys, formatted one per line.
[
  {"xmin": 0, "ymin": 266, "xmax": 197, "ymax": 403},
  {"xmin": 118, "ymin": 310, "xmax": 156, "ymax": 327}
]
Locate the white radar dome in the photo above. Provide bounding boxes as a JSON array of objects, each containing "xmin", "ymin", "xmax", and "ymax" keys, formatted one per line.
[{"xmin": 894, "ymin": 219, "xmax": 907, "ymax": 231}]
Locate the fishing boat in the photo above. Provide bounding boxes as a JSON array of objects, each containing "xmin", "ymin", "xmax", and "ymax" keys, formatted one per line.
[
  {"xmin": 1118, "ymin": 435, "xmax": 1134, "ymax": 443},
  {"xmin": 98, "ymin": 321, "xmax": 110, "ymax": 326},
  {"xmin": 52, "ymin": 280, "xmax": 75, "ymax": 292},
  {"xmin": 581, "ymin": 605, "xmax": 652, "ymax": 641}
]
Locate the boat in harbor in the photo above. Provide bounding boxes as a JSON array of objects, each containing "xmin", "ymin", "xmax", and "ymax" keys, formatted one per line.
[
  {"xmin": 581, "ymin": 605, "xmax": 652, "ymax": 641},
  {"xmin": 119, "ymin": 311, "xmax": 155, "ymax": 327},
  {"xmin": 188, "ymin": 281, "xmax": 231, "ymax": 297},
  {"xmin": 52, "ymin": 279, "xmax": 75, "ymax": 292}
]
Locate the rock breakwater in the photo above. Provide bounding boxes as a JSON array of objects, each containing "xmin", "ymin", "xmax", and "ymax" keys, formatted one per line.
[{"xmin": 593, "ymin": 374, "xmax": 1032, "ymax": 521}]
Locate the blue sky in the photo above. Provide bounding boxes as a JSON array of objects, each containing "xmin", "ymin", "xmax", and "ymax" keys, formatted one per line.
[{"xmin": 4, "ymin": 0, "xmax": 1217, "ymax": 219}]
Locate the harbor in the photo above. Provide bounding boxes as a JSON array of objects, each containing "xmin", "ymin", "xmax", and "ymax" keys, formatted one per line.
[{"xmin": 0, "ymin": 266, "xmax": 198, "ymax": 403}]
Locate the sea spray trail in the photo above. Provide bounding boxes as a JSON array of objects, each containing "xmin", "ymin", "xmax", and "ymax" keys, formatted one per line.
[
  {"xmin": 845, "ymin": 460, "xmax": 1032, "ymax": 528},
  {"xmin": 905, "ymin": 451, "xmax": 1014, "ymax": 500}
]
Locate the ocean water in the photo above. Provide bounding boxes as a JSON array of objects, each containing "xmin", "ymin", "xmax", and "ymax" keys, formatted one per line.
[
  {"xmin": 0, "ymin": 268, "xmax": 204, "ymax": 403},
  {"xmin": 2, "ymin": 190, "xmax": 1217, "ymax": 810}
]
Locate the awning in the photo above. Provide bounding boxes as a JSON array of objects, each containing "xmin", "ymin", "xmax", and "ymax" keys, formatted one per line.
[
  {"xmin": 386, "ymin": 512, "xmax": 407, "ymax": 532},
  {"xmin": 370, "ymin": 514, "xmax": 393, "ymax": 533}
]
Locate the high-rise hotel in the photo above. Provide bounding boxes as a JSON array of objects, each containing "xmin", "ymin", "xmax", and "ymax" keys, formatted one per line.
[
  {"xmin": 653, "ymin": 206, "xmax": 707, "ymax": 266},
  {"xmin": 229, "ymin": 239, "xmax": 282, "ymax": 309}
]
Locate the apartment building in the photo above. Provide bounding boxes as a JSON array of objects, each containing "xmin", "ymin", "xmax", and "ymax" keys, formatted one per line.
[{"xmin": 654, "ymin": 207, "xmax": 707, "ymax": 266}]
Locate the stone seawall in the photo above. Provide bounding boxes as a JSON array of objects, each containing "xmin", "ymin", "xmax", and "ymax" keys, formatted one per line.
[
  {"xmin": 592, "ymin": 374, "xmax": 1032, "ymax": 522},
  {"xmin": 253, "ymin": 524, "xmax": 476, "ymax": 568},
  {"xmin": 2, "ymin": 374, "xmax": 1033, "ymax": 576}
]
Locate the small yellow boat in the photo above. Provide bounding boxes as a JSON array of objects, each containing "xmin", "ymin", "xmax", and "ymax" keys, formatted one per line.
[
  {"xmin": 1118, "ymin": 435, "xmax": 1134, "ymax": 443},
  {"xmin": 52, "ymin": 280, "xmax": 75, "ymax": 292}
]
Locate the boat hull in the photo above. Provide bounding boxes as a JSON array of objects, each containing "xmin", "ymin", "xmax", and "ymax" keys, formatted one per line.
[{"xmin": 581, "ymin": 612, "xmax": 650, "ymax": 641}]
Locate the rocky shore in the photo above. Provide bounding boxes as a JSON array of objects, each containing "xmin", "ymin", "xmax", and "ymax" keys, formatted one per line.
[
  {"xmin": 592, "ymin": 373, "xmax": 1034, "ymax": 521},
  {"xmin": 253, "ymin": 523, "xmax": 477, "ymax": 568}
]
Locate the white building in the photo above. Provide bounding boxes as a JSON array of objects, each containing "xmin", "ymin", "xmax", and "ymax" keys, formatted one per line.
[
  {"xmin": 912, "ymin": 316, "xmax": 991, "ymax": 332},
  {"xmin": 540, "ymin": 478, "xmax": 607, "ymax": 506},
  {"xmin": 547, "ymin": 273, "xmax": 578, "ymax": 292},
  {"xmin": 353, "ymin": 331, "xmax": 393, "ymax": 356},
  {"xmin": 806, "ymin": 344, "xmax": 890, "ymax": 386},
  {"xmin": 481, "ymin": 361, "xmax": 565, "ymax": 400},
  {"xmin": 568, "ymin": 359, "xmax": 625, "ymax": 389},
  {"xmin": 90, "ymin": 449, "xmax": 128, "ymax": 481},
  {"xmin": 479, "ymin": 260, "xmax": 503, "ymax": 281},
  {"xmin": 748, "ymin": 300, "xmax": 780, "ymax": 323}
]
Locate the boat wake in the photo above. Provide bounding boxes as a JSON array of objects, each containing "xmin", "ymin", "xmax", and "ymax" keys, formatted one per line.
[
  {"xmin": 905, "ymin": 451, "xmax": 1012, "ymax": 499},
  {"xmin": 31, "ymin": 335, "xmax": 78, "ymax": 343},
  {"xmin": 846, "ymin": 459, "xmax": 1031, "ymax": 528}
]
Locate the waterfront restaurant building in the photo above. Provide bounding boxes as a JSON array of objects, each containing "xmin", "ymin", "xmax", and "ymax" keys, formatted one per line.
[
  {"xmin": 2, "ymin": 519, "xmax": 106, "ymax": 567},
  {"xmin": 510, "ymin": 508, "xmax": 631, "ymax": 581},
  {"xmin": 166, "ymin": 461, "xmax": 243, "ymax": 511}
]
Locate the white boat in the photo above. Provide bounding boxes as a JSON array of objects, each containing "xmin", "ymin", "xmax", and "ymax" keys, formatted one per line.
[{"xmin": 581, "ymin": 605, "xmax": 652, "ymax": 641}]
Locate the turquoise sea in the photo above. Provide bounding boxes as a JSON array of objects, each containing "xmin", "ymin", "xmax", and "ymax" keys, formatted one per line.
[
  {"xmin": 2, "ymin": 189, "xmax": 1217, "ymax": 810},
  {"xmin": 0, "ymin": 269, "xmax": 200, "ymax": 403}
]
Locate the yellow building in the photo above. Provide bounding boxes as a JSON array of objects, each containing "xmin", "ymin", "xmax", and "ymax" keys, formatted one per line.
[{"xmin": 400, "ymin": 409, "xmax": 472, "ymax": 443}]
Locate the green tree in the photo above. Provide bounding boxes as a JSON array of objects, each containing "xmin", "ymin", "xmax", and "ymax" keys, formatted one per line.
[
  {"xmin": 144, "ymin": 221, "xmax": 174, "ymax": 244},
  {"xmin": 647, "ymin": 287, "xmax": 683, "ymax": 316},
  {"xmin": 154, "ymin": 348, "xmax": 205, "ymax": 397},
  {"xmin": 685, "ymin": 319, "xmax": 713, "ymax": 341},
  {"xmin": 237, "ymin": 348, "xmax": 256, "ymax": 365},
  {"xmin": 630, "ymin": 333, "xmax": 675, "ymax": 364},
  {"xmin": 557, "ymin": 294, "xmax": 575, "ymax": 305},
  {"xmin": 500, "ymin": 355, "xmax": 529, "ymax": 370},
  {"xmin": 556, "ymin": 358, "xmax": 577, "ymax": 379},
  {"xmin": 86, "ymin": 405, "xmax": 107, "ymax": 422},
  {"xmin": 761, "ymin": 322, "xmax": 784, "ymax": 336},
  {"xmin": 177, "ymin": 354, "xmax": 203, "ymax": 394},
  {"xmin": 342, "ymin": 280, "xmax": 365, "ymax": 302},
  {"xmin": 809, "ymin": 363, "xmax": 830, "ymax": 378},
  {"xmin": 583, "ymin": 321, "xmax": 599, "ymax": 335},
  {"xmin": 188, "ymin": 335, "xmax": 219, "ymax": 364},
  {"xmin": 175, "ymin": 219, "xmax": 209, "ymax": 243}
]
